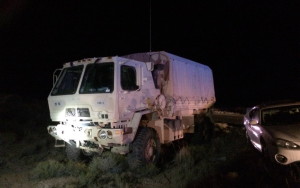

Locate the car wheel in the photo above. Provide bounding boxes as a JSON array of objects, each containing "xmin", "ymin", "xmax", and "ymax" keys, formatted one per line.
[{"xmin": 128, "ymin": 127, "xmax": 161, "ymax": 169}]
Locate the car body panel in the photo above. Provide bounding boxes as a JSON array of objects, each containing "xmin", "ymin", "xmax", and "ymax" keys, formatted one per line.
[
  {"xmin": 244, "ymin": 101, "xmax": 300, "ymax": 165},
  {"xmin": 266, "ymin": 125, "xmax": 300, "ymax": 141}
]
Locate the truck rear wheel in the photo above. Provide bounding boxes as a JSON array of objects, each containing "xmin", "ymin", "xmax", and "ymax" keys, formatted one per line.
[
  {"xmin": 66, "ymin": 140, "xmax": 84, "ymax": 161},
  {"xmin": 128, "ymin": 127, "xmax": 161, "ymax": 168}
]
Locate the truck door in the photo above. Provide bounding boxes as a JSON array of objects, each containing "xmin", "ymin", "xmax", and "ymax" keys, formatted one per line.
[{"xmin": 118, "ymin": 61, "xmax": 144, "ymax": 120}]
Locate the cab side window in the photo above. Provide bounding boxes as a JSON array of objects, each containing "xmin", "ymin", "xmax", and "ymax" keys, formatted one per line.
[{"xmin": 121, "ymin": 65, "xmax": 138, "ymax": 91}]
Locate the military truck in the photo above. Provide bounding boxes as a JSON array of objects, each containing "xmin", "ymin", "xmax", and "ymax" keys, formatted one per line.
[{"xmin": 47, "ymin": 51, "xmax": 215, "ymax": 167}]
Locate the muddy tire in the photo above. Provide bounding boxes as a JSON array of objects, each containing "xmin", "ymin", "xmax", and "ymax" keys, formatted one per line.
[
  {"xmin": 128, "ymin": 127, "xmax": 161, "ymax": 169},
  {"xmin": 66, "ymin": 140, "xmax": 84, "ymax": 161}
]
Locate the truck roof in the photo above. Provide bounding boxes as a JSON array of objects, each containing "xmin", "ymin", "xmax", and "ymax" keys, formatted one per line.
[
  {"xmin": 122, "ymin": 51, "xmax": 210, "ymax": 69},
  {"xmin": 62, "ymin": 57, "xmax": 116, "ymax": 68}
]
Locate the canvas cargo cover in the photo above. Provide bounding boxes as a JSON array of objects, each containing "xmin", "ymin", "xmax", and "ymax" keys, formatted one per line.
[{"xmin": 123, "ymin": 51, "xmax": 216, "ymax": 112}]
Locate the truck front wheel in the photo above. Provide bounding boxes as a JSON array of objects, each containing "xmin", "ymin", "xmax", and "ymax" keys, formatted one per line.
[{"xmin": 128, "ymin": 127, "xmax": 161, "ymax": 168}]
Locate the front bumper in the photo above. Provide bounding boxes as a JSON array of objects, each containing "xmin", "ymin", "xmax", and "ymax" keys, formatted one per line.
[
  {"xmin": 47, "ymin": 123, "xmax": 132, "ymax": 150},
  {"xmin": 273, "ymin": 148, "xmax": 300, "ymax": 165}
]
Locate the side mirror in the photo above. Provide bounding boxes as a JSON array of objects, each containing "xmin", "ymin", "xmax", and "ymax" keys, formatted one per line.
[
  {"xmin": 53, "ymin": 69, "xmax": 62, "ymax": 86},
  {"xmin": 250, "ymin": 119, "xmax": 259, "ymax": 125},
  {"xmin": 146, "ymin": 62, "xmax": 154, "ymax": 71}
]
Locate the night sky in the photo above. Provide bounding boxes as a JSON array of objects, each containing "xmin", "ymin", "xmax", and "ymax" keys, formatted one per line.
[{"xmin": 0, "ymin": 0, "xmax": 299, "ymax": 107}]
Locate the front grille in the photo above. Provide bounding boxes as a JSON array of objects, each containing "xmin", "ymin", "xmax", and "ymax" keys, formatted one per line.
[
  {"xmin": 77, "ymin": 108, "xmax": 90, "ymax": 117},
  {"xmin": 65, "ymin": 108, "xmax": 90, "ymax": 117},
  {"xmin": 66, "ymin": 108, "xmax": 76, "ymax": 117}
]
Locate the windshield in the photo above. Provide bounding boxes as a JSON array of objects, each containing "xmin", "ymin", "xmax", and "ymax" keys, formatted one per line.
[
  {"xmin": 51, "ymin": 65, "xmax": 83, "ymax": 95},
  {"xmin": 80, "ymin": 63, "xmax": 114, "ymax": 94},
  {"xmin": 262, "ymin": 105, "xmax": 300, "ymax": 126}
]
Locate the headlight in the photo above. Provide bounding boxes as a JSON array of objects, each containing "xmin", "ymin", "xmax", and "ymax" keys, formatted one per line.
[
  {"xmin": 276, "ymin": 139, "xmax": 300, "ymax": 149},
  {"xmin": 98, "ymin": 130, "xmax": 107, "ymax": 139},
  {"xmin": 97, "ymin": 130, "xmax": 113, "ymax": 139}
]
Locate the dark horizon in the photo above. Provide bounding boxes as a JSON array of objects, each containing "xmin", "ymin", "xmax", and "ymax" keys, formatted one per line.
[{"xmin": 0, "ymin": 1, "xmax": 299, "ymax": 108}]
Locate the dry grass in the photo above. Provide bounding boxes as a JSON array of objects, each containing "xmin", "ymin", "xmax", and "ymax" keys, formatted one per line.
[{"xmin": 27, "ymin": 126, "xmax": 246, "ymax": 188}]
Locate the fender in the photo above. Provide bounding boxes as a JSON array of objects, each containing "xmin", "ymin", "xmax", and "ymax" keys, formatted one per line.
[{"xmin": 126, "ymin": 109, "xmax": 152, "ymax": 142}]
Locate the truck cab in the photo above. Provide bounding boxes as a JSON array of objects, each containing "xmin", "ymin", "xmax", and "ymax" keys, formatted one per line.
[{"xmin": 48, "ymin": 56, "xmax": 159, "ymax": 155}]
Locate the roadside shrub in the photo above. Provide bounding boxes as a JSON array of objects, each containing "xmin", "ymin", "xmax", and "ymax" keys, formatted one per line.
[
  {"xmin": 36, "ymin": 177, "xmax": 79, "ymax": 188},
  {"xmin": 79, "ymin": 152, "xmax": 129, "ymax": 186},
  {"xmin": 31, "ymin": 160, "xmax": 66, "ymax": 180},
  {"xmin": 30, "ymin": 160, "xmax": 86, "ymax": 180},
  {"xmin": 88, "ymin": 152, "xmax": 127, "ymax": 173},
  {"xmin": 113, "ymin": 172, "xmax": 137, "ymax": 188},
  {"xmin": 174, "ymin": 146, "xmax": 195, "ymax": 169},
  {"xmin": 134, "ymin": 163, "xmax": 160, "ymax": 178}
]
